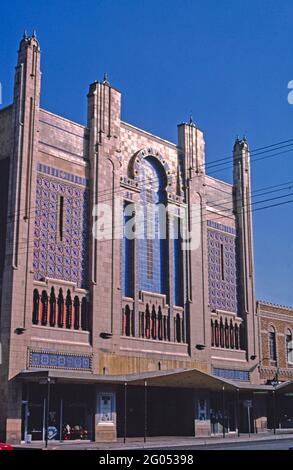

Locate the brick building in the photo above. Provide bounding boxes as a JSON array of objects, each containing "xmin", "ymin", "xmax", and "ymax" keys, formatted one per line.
[
  {"xmin": 256, "ymin": 301, "xmax": 293, "ymax": 430},
  {"xmin": 0, "ymin": 34, "xmax": 292, "ymax": 443}
]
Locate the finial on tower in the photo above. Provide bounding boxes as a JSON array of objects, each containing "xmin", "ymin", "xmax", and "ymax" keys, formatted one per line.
[
  {"xmin": 32, "ymin": 30, "xmax": 37, "ymax": 38},
  {"xmin": 103, "ymin": 73, "xmax": 109, "ymax": 85},
  {"xmin": 189, "ymin": 114, "xmax": 196, "ymax": 126},
  {"xmin": 233, "ymin": 134, "xmax": 249, "ymax": 153},
  {"xmin": 23, "ymin": 30, "xmax": 28, "ymax": 39}
]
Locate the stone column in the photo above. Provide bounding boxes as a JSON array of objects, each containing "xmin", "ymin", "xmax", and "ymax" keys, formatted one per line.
[
  {"xmin": 177, "ymin": 120, "xmax": 210, "ymax": 366},
  {"xmin": 0, "ymin": 32, "xmax": 41, "ymax": 443},
  {"xmin": 87, "ymin": 78, "xmax": 122, "ymax": 372},
  {"xmin": 233, "ymin": 138, "xmax": 259, "ymax": 365}
]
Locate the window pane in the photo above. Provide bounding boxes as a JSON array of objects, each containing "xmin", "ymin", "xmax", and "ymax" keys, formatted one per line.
[{"xmin": 269, "ymin": 331, "xmax": 277, "ymax": 361}]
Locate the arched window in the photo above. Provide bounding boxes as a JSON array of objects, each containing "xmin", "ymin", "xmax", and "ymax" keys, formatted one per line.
[
  {"xmin": 181, "ymin": 314, "xmax": 185, "ymax": 343},
  {"xmin": 151, "ymin": 305, "xmax": 157, "ymax": 339},
  {"xmin": 124, "ymin": 305, "xmax": 131, "ymax": 336},
  {"xmin": 220, "ymin": 318, "xmax": 224, "ymax": 348},
  {"xmin": 145, "ymin": 304, "xmax": 150, "ymax": 339},
  {"xmin": 239, "ymin": 323, "xmax": 245, "ymax": 350},
  {"xmin": 175, "ymin": 314, "xmax": 181, "ymax": 343},
  {"xmin": 163, "ymin": 315, "xmax": 168, "ymax": 341},
  {"xmin": 49, "ymin": 287, "xmax": 56, "ymax": 327},
  {"xmin": 57, "ymin": 288, "xmax": 64, "ymax": 328},
  {"xmin": 229, "ymin": 320, "xmax": 235, "ymax": 349},
  {"xmin": 215, "ymin": 320, "xmax": 219, "ymax": 347},
  {"xmin": 235, "ymin": 324, "xmax": 239, "ymax": 349},
  {"xmin": 225, "ymin": 319, "xmax": 230, "ymax": 348},
  {"xmin": 32, "ymin": 289, "xmax": 40, "ymax": 324},
  {"xmin": 41, "ymin": 290, "xmax": 48, "ymax": 326},
  {"xmin": 73, "ymin": 296, "xmax": 80, "ymax": 330},
  {"xmin": 65, "ymin": 289, "xmax": 72, "ymax": 329},
  {"xmin": 158, "ymin": 307, "xmax": 163, "ymax": 340},
  {"xmin": 173, "ymin": 216, "xmax": 183, "ymax": 307},
  {"xmin": 211, "ymin": 320, "xmax": 215, "ymax": 347},
  {"xmin": 269, "ymin": 325, "xmax": 277, "ymax": 361},
  {"xmin": 81, "ymin": 297, "xmax": 88, "ymax": 331},
  {"xmin": 122, "ymin": 200, "xmax": 134, "ymax": 298},
  {"xmin": 286, "ymin": 329, "xmax": 293, "ymax": 364},
  {"xmin": 138, "ymin": 156, "xmax": 168, "ymax": 295},
  {"xmin": 140, "ymin": 312, "xmax": 145, "ymax": 338}
]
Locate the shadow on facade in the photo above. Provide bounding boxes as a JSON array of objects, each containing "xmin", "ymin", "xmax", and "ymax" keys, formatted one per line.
[
  {"xmin": 117, "ymin": 386, "xmax": 194, "ymax": 437},
  {"xmin": 19, "ymin": 372, "xmax": 293, "ymax": 442}
]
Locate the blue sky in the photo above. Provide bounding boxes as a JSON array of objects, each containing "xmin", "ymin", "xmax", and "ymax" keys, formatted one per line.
[{"xmin": 1, "ymin": 0, "xmax": 293, "ymax": 305}]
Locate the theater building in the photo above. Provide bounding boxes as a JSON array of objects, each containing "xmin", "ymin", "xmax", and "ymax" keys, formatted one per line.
[{"xmin": 0, "ymin": 34, "xmax": 292, "ymax": 443}]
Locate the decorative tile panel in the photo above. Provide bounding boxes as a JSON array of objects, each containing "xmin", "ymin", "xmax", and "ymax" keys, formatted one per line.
[
  {"xmin": 213, "ymin": 367, "xmax": 250, "ymax": 382},
  {"xmin": 207, "ymin": 220, "xmax": 236, "ymax": 235},
  {"xmin": 34, "ymin": 164, "xmax": 89, "ymax": 288},
  {"xmin": 29, "ymin": 349, "xmax": 92, "ymax": 371},
  {"xmin": 207, "ymin": 225, "xmax": 239, "ymax": 313},
  {"xmin": 37, "ymin": 163, "xmax": 89, "ymax": 187}
]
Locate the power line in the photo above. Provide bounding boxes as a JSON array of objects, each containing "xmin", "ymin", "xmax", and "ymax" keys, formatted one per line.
[
  {"xmin": 9, "ymin": 196, "xmax": 293, "ymax": 256},
  {"xmin": 5, "ymin": 137, "xmax": 293, "ymax": 220},
  {"xmin": 201, "ymin": 139, "xmax": 293, "ymax": 170},
  {"xmin": 208, "ymin": 147, "xmax": 293, "ymax": 177},
  {"xmin": 9, "ymin": 185, "xmax": 293, "ymax": 252},
  {"xmin": 93, "ymin": 143, "xmax": 293, "ymax": 200},
  {"xmin": 86, "ymin": 140, "xmax": 293, "ymax": 199},
  {"xmin": 7, "ymin": 180, "xmax": 292, "ymax": 246},
  {"xmin": 87, "ymin": 188, "xmax": 293, "ymax": 239}
]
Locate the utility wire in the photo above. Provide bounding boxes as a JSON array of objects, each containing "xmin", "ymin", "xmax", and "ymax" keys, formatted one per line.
[
  {"xmin": 7, "ymin": 142, "xmax": 293, "ymax": 222},
  {"xmin": 9, "ymin": 185, "xmax": 293, "ymax": 253}
]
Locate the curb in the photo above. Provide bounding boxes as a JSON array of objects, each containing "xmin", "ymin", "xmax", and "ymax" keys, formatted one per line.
[{"xmin": 13, "ymin": 433, "xmax": 293, "ymax": 451}]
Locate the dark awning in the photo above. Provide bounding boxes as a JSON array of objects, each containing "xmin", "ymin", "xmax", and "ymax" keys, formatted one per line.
[
  {"xmin": 15, "ymin": 367, "xmax": 275, "ymax": 392},
  {"xmin": 275, "ymin": 380, "xmax": 293, "ymax": 394}
]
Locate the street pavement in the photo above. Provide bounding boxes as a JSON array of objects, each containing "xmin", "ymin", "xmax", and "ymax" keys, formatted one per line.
[
  {"xmin": 14, "ymin": 433, "xmax": 293, "ymax": 451},
  {"xmin": 161, "ymin": 438, "xmax": 293, "ymax": 450}
]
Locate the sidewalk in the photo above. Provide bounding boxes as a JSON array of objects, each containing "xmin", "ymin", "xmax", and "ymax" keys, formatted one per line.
[{"xmin": 14, "ymin": 432, "xmax": 293, "ymax": 450}]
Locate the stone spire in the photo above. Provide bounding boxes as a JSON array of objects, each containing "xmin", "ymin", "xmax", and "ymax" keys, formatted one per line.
[{"xmin": 233, "ymin": 136, "xmax": 258, "ymax": 364}]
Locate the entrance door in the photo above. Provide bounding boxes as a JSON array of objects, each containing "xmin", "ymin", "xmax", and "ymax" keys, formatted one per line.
[
  {"xmin": 227, "ymin": 399, "xmax": 236, "ymax": 432},
  {"xmin": 239, "ymin": 399, "xmax": 254, "ymax": 433}
]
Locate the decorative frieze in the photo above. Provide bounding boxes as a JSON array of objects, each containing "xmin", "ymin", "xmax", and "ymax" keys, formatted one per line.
[{"xmin": 28, "ymin": 348, "xmax": 92, "ymax": 371}]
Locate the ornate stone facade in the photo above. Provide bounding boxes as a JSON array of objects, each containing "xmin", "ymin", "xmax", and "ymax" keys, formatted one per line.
[{"xmin": 0, "ymin": 34, "xmax": 291, "ymax": 444}]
